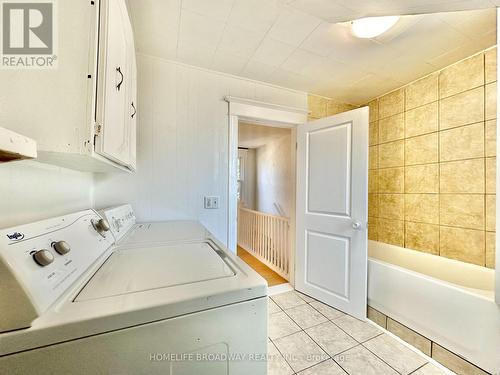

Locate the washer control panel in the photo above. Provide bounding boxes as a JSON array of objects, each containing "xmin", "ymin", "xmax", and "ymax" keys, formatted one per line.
[
  {"xmin": 99, "ymin": 204, "xmax": 136, "ymax": 243},
  {"xmin": 0, "ymin": 210, "xmax": 114, "ymax": 318}
]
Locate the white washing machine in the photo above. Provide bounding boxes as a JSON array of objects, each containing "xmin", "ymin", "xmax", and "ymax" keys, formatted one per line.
[{"xmin": 0, "ymin": 208, "xmax": 268, "ymax": 375}]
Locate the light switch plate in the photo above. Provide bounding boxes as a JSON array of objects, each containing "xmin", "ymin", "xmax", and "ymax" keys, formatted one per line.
[{"xmin": 204, "ymin": 196, "xmax": 219, "ymax": 209}]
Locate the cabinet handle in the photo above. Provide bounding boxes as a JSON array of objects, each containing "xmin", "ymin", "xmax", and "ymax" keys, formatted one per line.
[
  {"xmin": 131, "ymin": 102, "xmax": 136, "ymax": 119},
  {"xmin": 116, "ymin": 67, "xmax": 124, "ymax": 91}
]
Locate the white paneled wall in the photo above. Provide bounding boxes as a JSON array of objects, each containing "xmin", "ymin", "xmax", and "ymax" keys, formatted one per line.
[
  {"xmin": 256, "ymin": 133, "xmax": 292, "ymax": 217},
  {"xmin": 93, "ymin": 55, "xmax": 307, "ymax": 244},
  {"xmin": 0, "ymin": 161, "xmax": 93, "ymax": 228}
]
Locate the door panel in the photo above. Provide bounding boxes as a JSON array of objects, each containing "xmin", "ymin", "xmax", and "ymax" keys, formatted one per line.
[
  {"xmin": 296, "ymin": 107, "xmax": 368, "ymax": 320},
  {"xmin": 306, "ymin": 231, "xmax": 349, "ymax": 298},
  {"xmin": 95, "ymin": 0, "xmax": 130, "ymax": 166},
  {"xmin": 307, "ymin": 123, "xmax": 351, "ymax": 216}
]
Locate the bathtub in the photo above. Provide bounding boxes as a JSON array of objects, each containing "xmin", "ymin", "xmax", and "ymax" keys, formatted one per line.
[{"xmin": 368, "ymin": 240, "xmax": 500, "ymax": 374}]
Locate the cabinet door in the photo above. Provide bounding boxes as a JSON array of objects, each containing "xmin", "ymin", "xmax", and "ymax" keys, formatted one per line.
[
  {"xmin": 122, "ymin": 2, "xmax": 137, "ymax": 171},
  {"xmin": 127, "ymin": 54, "xmax": 137, "ymax": 170},
  {"xmin": 95, "ymin": 0, "xmax": 130, "ymax": 166}
]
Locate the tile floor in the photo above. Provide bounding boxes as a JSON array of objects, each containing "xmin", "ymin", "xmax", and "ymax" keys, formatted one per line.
[{"xmin": 268, "ymin": 290, "xmax": 450, "ymax": 375}]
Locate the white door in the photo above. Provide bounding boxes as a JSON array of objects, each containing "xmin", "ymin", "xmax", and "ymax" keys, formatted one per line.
[
  {"xmin": 95, "ymin": 0, "xmax": 130, "ymax": 166},
  {"xmin": 295, "ymin": 107, "xmax": 368, "ymax": 320}
]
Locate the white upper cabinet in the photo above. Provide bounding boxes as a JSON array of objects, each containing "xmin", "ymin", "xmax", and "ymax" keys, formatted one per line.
[
  {"xmin": 0, "ymin": 0, "xmax": 137, "ymax": 172},
  {"xmin": 95, "ymin": 0, "xmax": 133, "ymax": 168}
]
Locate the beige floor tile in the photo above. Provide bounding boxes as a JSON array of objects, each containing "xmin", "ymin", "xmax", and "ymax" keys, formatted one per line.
[
  {"xmin": 294, "ymin": 290, "xmax": 315, "ymax": 303},
  {"xmin": 363, "ymin": 334, "xmax": 427, "ymax": 375},
  {"xmin": 269, "ymin": 298, "xmax": 282, "ymax": 314},
  {"xmin": 297, "ymin": 359, "xmax": 345, "ymax": 375},
  {"xmin": 274, "ymin": 331, "xmax": 329, "ymax": 373},
  {"xmin": 412, "ymin": 363, "xmax": 448, "ymax": 375},
  {"xmin": 333, "ymin": 315, "xmax": 382, "ymax": 342},
  {"xmin": 271, "ymin": 291, "xmax": 308, "ymax": 310},
  {"xmin": 268, "ymin": 340, "xmax": 294, "ymax": 375},
  {"xmin": 334, "ymin": 345, "xmax": 398, "ymax": 375},
  {"xmin": 285, "ymin": 304, "xmax": 328, "ymax": 329},
  {"xmin": 309, "ymin": 301, "xmax": 345, "ymax": 320},
  {"xmin": 306, "ymin": 321, "xmax": 358, "ymax": 356},
  {"xmin": 268, "ymin": 311, "xmax": 301, "ymax": 340}
]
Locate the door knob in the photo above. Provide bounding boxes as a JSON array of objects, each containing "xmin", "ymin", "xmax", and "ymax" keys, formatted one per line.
[{"xmin": 352, "ymin": 222, "xmax": 362, "ymax": 230}]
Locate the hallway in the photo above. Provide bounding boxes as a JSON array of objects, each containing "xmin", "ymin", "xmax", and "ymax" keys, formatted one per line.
[{"xmin": 237, "ymin": 246, "xmax": 288, "ymax": 287}]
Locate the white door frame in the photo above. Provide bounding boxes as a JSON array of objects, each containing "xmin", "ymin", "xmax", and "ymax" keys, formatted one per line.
[{"xmin": 226, "ymin": 96, "xmax": 308, "ymax": 286}]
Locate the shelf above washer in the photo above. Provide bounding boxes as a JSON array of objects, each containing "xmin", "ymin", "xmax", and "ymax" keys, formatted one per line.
[{"xmin": 0, "ymin": 126, "xmax": 37, "ymax": 163}]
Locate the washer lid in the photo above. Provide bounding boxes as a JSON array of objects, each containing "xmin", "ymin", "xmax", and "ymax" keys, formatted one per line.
[
  {"xmin": 75, "ymin": 242, "xmax": 236, "ymax": 301},
  {"xmin": 123, "ymin": 221, "xmax": 209, "ymax": 245}
]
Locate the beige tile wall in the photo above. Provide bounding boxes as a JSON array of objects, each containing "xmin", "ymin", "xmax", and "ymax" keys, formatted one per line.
[
  {"xmin": 367, "ymin": 47, "xmax": 497, "ymax": 268},
  {"xmin": 307, "ymin": 94, "xmax": 357, "ymax": 120}
]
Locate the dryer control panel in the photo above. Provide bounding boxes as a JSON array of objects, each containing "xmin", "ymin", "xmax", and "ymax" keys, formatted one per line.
[{"xmin": 0, "ymin": 210, "xmax": 114, "ymax": 333}]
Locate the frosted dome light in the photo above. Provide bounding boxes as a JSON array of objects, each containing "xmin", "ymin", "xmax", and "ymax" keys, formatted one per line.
[{"xmin": 351, "ymin": 16, "xmax": 400, "ymax": 38}]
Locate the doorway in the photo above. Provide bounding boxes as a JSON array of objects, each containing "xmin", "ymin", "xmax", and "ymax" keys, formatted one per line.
[
  {"xmin": 236, "ymin": 122, "xmax": 294, "ymax": 286},
  {"xmin": 226, "ymin": 96, "xmax": 369, "ymax": 320}
]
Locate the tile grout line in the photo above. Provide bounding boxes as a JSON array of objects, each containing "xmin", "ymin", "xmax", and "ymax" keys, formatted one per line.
[{"xmin": 271, "ymin": 292, "xmax": 359, "ymax": 374}]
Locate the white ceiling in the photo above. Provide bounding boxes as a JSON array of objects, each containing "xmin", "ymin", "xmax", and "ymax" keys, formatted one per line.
[
  {"xmin": 239, "ymin": 122, "xmax": 290, "ymax": 148},
  {"xmin": 127, "ymin": 0, "xmax": 497, "ymax": 105}
]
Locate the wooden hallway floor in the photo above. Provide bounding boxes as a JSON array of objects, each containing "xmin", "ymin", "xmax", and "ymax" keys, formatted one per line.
[{"xmin": 237, "ymin": 246, "xmax": 288, "ymax": 287}]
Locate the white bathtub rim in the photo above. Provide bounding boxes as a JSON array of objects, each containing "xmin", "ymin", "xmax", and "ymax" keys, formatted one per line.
[
  {"xmin": 367, "ymin": 259, "xmax": 500, "ymax": 373},
  {"xmin": 368, "ymin": 257, "xmax": 495, "ymax": 302},
  {"xmin": 368, "ymin": 240, "xmax": 495, "ymax": 298}
]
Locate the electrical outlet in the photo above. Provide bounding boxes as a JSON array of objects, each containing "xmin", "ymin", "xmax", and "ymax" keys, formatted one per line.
[{"xmin": 204, "ymin": 196, "xmax": 219, "ymax": 209}]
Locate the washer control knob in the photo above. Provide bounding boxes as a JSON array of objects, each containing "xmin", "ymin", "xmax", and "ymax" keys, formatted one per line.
[
  {"xmin": 53, "ymin": 241, "xmax": 71, "ymax": 255},
  {"xmin": 33, "ymin": 249, "xmax": 54, "ymax": 266},
  {"xmin": 93, "ymin": 218, "xmax": 110, "ymax": 234}
]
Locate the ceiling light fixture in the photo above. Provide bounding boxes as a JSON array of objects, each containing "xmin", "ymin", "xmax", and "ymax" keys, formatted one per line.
[{"xmin": 351, "ymin": 16, "xmax": 400, "ymax": 38}]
